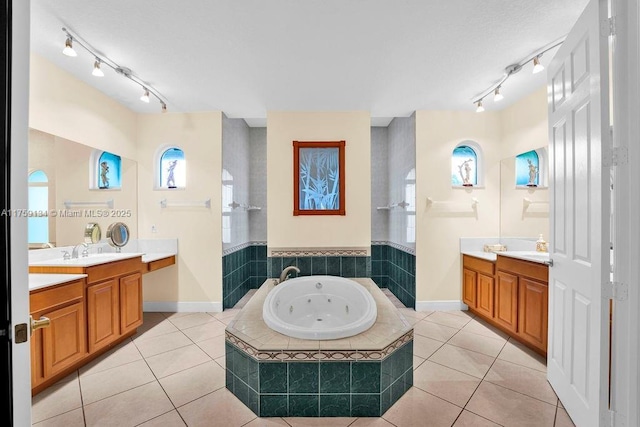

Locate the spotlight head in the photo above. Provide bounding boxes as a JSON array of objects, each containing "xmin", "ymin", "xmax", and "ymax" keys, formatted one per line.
[
  {"xmin": 476, "ymin": 100, "xmax": 485, "ymax": 113},
  {"xmin": 494, "ymin": 87, "xmax": 504, "ymax": 102},
  {"xmin": 92, "ymin": 60, "xmax": 104, "ymax": 77},
  {"xmin": 532, "ymin": 56, "xmax": 545, "ymax": 74},
  {"xmin": 62, "ymin": 37, "xmax": 77, "ymax": 57},
  {"xmin": 140, "ymin": 88, "xmax": 150, "ymax": 103}
]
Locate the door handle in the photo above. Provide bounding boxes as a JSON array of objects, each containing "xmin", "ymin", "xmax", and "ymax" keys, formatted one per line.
[
  {"xmin": 544, "ymin": 259, "xmax": 554, "ymax": 267},
  {"xmin": 30, "ymin": 315, "xmax": 51, "ymax": 336}
]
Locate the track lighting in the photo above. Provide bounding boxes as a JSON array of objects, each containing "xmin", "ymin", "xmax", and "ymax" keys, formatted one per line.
[
  {"xmin": 60, "ymin": 27, "xmax": 168, "ymax": 111},
  {"xmin": 62, "ymin": 37, "xmax": 77, "ymax": 57},
  {"xmin": 140, "ymin": 88, "xmax": 150, "ymax": 103},
  {"xmin": 476, "ymin": 101, "xmax": 485, "ymax": 113},
  {"xmin": 92, "ymin": 59, "xmax": 104, "ymax": 77},
  {"xmin": 532, "ymin": 56, "xmax": 544, "ymax": 74},
  {"xmin": 493, "ymin": 87, "xmax": 504, "ymax": 102}
]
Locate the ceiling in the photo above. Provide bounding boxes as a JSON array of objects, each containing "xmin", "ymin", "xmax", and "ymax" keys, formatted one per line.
[{"xmin": 30, "ymin": 0, "xmax": 589, "ymax": 126}]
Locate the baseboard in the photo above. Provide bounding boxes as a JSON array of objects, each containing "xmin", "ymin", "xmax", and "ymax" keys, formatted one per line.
[
  {"xmin": 143, "ymin": 301, "xmax": 223, "ymax": 313},
  {"xmin": 415, "ymin": 300, "xmax": 469, "ymax": 312}
]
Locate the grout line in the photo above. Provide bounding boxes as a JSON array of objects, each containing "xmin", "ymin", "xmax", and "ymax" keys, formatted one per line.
[
  {"xmin": 75, "ymin": 370, "xmax": 88, "ymax": 426},
  {"xmin": 553, "ymin": 402, "xmax": 560, "ymax": 427},
  {"xmin": 132, "ymin": 409, "xmax": 180, "ymax": 427},
  {"xmin": 458, "ymin": 409, "xmax": 507, "ymax": 427}
]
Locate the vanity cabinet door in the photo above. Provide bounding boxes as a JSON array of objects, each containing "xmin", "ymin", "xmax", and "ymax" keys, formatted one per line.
[
  {"xmin": 518, "ymin": 278, "xmax": 548, "ymax": 352},
  {"xmin": 42, "ymin": 301, "xmax": 87, "ymax": 378},
  {"xmin": 476, "ymin": 274, "xmax": 494, "ymax": 318},
  {"xmin": 87, "ymin": 279, "xmax": 120, "ymax": 353},
  {"xmin": 462, "ymin": 268, "xmax": 477, "ymax": 308},
  {"xmin": 495, "ymin": 271, "xmax": 518, "ymax": 332},
  {"xmin": 120, "ymin": 273, "xmax": 143, "ymax": 335}
]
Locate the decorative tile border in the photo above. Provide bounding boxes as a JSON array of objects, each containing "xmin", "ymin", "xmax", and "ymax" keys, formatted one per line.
[
  {"xmin": 225, "ymin": 329, "xmax": 413, "ymax": 362},
  {"xmin": 371, "ymin": 240, "xmax": 415, "ymax": 256},
  {"xmin": 269, "ymin": 247, "xmax": 369, "ymax": 257}
]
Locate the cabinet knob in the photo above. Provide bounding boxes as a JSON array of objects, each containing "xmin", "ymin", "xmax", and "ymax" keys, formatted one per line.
[
  {"xmin": 30, "ymin": 315, "xmax": 51, "ymax": 336},
  {"xmin": 544, "ymin": 259, "xmax": 554, "ymax": 267}
]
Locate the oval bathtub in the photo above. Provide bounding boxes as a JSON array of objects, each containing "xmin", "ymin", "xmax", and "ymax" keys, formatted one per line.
[{"xmin": 263, "ymin": 276, "xmax": 377, "ymax": 340}]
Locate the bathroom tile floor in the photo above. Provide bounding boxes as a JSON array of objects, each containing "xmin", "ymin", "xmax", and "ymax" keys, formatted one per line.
[{"xmin": 31, "ymin": 296, "xmax": 576, "ymax": 427}]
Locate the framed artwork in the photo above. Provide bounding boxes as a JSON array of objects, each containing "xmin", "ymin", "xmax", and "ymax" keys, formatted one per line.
[{"xmin": 293, "ymin": 140, "xmax": 345, "ymax": 216}]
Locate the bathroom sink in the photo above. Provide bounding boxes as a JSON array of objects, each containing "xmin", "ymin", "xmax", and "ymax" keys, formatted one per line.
[
  {"xmin": 499, "ymin": 251, "xmax": 550, "ymax": 264},
  {"xmin": 29, "ymin": 252, "xmax": 144, "ymax": 267}
]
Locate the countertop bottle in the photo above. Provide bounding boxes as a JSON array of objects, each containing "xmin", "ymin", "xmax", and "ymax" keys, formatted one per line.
[{"xmin": 536, "ymin": 234, "xmax": 548, "ymax": 252}]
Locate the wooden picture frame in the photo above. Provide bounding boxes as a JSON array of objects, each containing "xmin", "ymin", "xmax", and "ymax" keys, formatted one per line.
[{"xmin": 293, "ymin": 140, "xmax": 345, "ymax": 216}]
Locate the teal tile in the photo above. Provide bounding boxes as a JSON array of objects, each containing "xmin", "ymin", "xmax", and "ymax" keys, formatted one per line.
[
  {"xmin": 290, "ymin": 395, "xmax": 319, "ymax": 417},
  {"xmin": 248, "ymin": 389, "xmax": 258, "ymax": 415},
  {"xmin": 391, "ymin": 375, "xmax": 405, "ymax": 404},
  {"xmin": 225, "ymin": 342, "xmax": 234, "ymax": 372},
  {"xmin": 283, "ymin": 257, "xmax": 296, "ymax": 268},
  {"xmin": 260, "ymin": 363, "xmax": 287, "ymax": 393},
  {"xmin": 381, "ymin": 386, "xmax": 392, "ymax": 415},
  {"xmin": 381, "ymin": 356, "xmax": 392, "ymax": 391},
  {"xmin": 260, "ymin": 394, "xmax": 288, "ymax": 417},
  {"xmin": 248, "ymin": 357, "xmax": 259, "ymax": 391},
  {"xmin": 289, "ymin": 362, "xmax": 319, "ymax": 393},
  {"xmin": 403, "ymin": 368, "xmax": 413, "ymax": 390},
  {"xmin": 234, "ymin": 349, "xmax": 249, "ymax": 383},
  {"xmin": 341, "ymin": 257, "xmax": 356, "ymax": 277},
  {"xmin": 351, "ymin": 394, "xmax": 380, "ymax": 417},
  {"xmin": 225, "ymin": 370, "xmax": 234, "ymax": 393},
  {"xmin": 351, "ymin": 362, "xmax": 380, "ymax": 393},
  {"xmin": 296, "ymin": 257, "xmax": 311, "ymax": 276},
  {"xmin": 311, "ymin": 257, "xmax": 327, "ymax": 275},
  {"xmin": 320, "ymin": 362, "xmax": 350, "ymax": 393},
  {"xmin": 326, "ymin": 257, "xmax": 341, "ymax": 276},
  {"xmin": 233, "ymin": 375, "xmax": 249, "ymax": 407},
  {"xmin": 320, "ymin": 394, "xmax": 350, "ymax": 417},
  {"xmin": 355, "ymin": 257, "xmax": 368, "ymax": 277},
  {"xmin": 269, "ymin": 257, "xmax": 282, "ymax": 278}
]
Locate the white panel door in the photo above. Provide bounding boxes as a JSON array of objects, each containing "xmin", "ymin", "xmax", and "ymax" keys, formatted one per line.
[{"xmin": 547, "ymin": 0, "xmax": 610, "ymax": 426}]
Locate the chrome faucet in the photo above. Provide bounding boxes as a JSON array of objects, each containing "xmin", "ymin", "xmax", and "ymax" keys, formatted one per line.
[
  {"xmin": 72, "ymin": 242, "xmax": 89, "ymax": 259},
  {"xmin": 278, "ymin": 266, "xmax": 300, "ymax": 284}
]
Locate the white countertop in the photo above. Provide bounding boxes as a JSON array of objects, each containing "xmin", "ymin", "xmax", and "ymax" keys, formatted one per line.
[
  {"xmin": 461, "ymin": 251, "xmax": 497, "ymax": 262},
  {"xmin": 29, "ymin": 274, "xmax": 87, "ymax": 291},
  {"xmin": 497, "ymin": 251, "xmax": 550, "ymax": 265},
  {"xmin": 29, "ymin": 252, "xmax": 144, "ymax": 268},
  {"xmin": 142, "ymin": 252, "xmax": 176, "ymax": 263}
]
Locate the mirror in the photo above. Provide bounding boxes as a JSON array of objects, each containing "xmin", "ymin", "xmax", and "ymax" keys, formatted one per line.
[
  {"xmin": 107, "ymin": 222, "xmax": 130, "ymax": 251},
  {"xmin": 28, "ymin": 129, "xmax": 138, "ymax": 248},
  {"xmin": 500, "ymin": 146, "xmax": 549, "ymax": 238},
  {"xmin": 84, "ymin": 223, "xmax": 102, "ymax": 244}
]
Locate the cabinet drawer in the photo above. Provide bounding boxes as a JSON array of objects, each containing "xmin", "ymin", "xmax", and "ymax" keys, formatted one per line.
[
  {"xmin": 30, "ymin": 279, "xmax": 84, "ymax": 314},
  {"xmin": 497, "ymin": 256, "xmax": 548, "ymax": 283},
  {"xmin": 85, "ymin": 257, "xmax": 143, "ymax": 284},
  {"xmin": 462, "ymin": 255, "xmax": 494, "ymax": 276}
]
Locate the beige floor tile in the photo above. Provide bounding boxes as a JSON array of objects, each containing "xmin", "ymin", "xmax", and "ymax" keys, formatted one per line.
[
  {"xmin": 181, "ymin": 319, "xmax": 227, "ymax": 342},
  {"xmin": 79, "ymin": 340, "xmax": 142, "ymax": 377},
  {"xmin": 243, "ymin": 417, "xmax": 290, "ymax": 427},
  {"xmin": 138, "ymin": 410, "xmax": 186, "ymax": 426},
  {"xmin": 413, "ymin": 360, "xmax": 481, "ymax": 407},
  {"xmin": 142, "ymin": 312, "xmax": 167, "ymax": 325},
  {"xmin": 145, "ymin": 344, "xmax": 211, "ymax": 378},
  {"xmin": 382, "ymin": 387, "xmax": 462, "ymax": 426},
  {"xmin": 134, "ymin": 330, "xmax": 192, "ymax": 358},
  {"xmin": 397, "ymin": 308, "xmax": 429, "ymax": 325},
  {"xmin": 497, "ymin": 339, "xmax": 546, "ymax": 373},
  {"xmin": 443, "ymin": 310, "xmax": 475, "ymax": 319},
  {"xmin": 448, "ymin": 331, "xmax": 506, "ymax": 357},
  {"xmin": 162, "ymin": 312, "xmax": 194, "ymax": 319},
  {"xmin": 413, "ymin": 355, "xmax": 426, "ymax": 370},
  {"xmin": 80, "ymin": 359, "xmax": 156, "ymax": 404},
  {"xmin": 32, "ymin": 408, "xmax": 85, "ymax": 427},
  {"xmin": 213, "ymin": 308, "xmax": 242, "ymax": 321},
  {"xmin": 350, "ymin": 418, "xmax": 396, "ymax": 427},
  {"xmin": 284, "ymin": 417, "xmax": 356, "ymax": 426},
  {"xmin": 461, "ymin": 319, "xmax": 509, "ymax": 341},
  {"xmin": 558, "ymin": 399, "xmax": 565, "ymax": 408},
  {"xmin": 132, "ymin": 319, "xmax": 180, "ymax": 341},
  {"xmin": 214, "ymin": 355, "xmax": 225, "ymax": 369},
  {"xmin": 466, "ymin": 381, "xmax": 556, "ymax": 427},
  {"xmin": 32, "ymin": 374, "xmax": 82, "ymax": 424},
  {"xmin": 484, "ymin": 359, "xmax": 557, "ymax": 404},
  {"xmin": 413, "ymin": 334, "xmax": 444, "ymax": 359},
  {"xmin": 428, "ymin": 344, "xmax": 495, "ymax": 379},
  {"xmin": 196, "ymin": 335, "xmax": 226, "ymax": 359},
  {"xmin": 452, "ymin": 410, "xmax": 500, "ymax": 426},
  {"xmin": 414, "ymin": 319, "xmax": 459, "ymax": 342},
  {"xmin": 177, "ymin": 388, "xmax": 256, "ymax": 426},
  {"xmin": 159, "ymin": 360, "xmax": 226, "ymax": 407},
  {"xmin": 555, "ymin": 407, "xmax": 576, "ymax": 427},
  {"xmin": 168, "ymin": 312, "xmax": 219, "ymax": 330},
  {"xmin": 425, "ymin": 311, "xmax": 471, "ymax": 329},
  {"xmin": 84, "ymin": 381, "xmax": 174, "ymax": 427}
]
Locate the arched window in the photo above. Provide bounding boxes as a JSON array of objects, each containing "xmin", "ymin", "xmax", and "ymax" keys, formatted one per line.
[
  {"xmin": 516, "ymin": 150, "xmax": 540, "ymax": 187},
  {"xmin": 159, "ymin": 147, "xmax": 186, "ymax": 189},
  {"xmin": 28, "ymin": 170, "xmax": 49, "ymax": 244},
  {"xmin": 451, "ymin": 144, "xmax": 478, "ymax": 186},
  {"xmin": 97, "ymin": 151, "xmax": 122, "ymax": 189}
]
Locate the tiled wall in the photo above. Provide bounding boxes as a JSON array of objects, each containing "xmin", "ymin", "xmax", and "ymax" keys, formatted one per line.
[
  {"xmin": 223, "ymin": 244, "xmax": 268, "ymax": 309},
  {"xmin": 249, "ymin": 127, "xmax": 267, "ymax": 242},
  {"xmin": 267, "ymin": 256, "xmax": 371, "ymax": 279},
  {"xmin": 226, "ymin": 340, "xmax": 413, "ymax": 417},
  {"xmin": 371, "ymin": 127, "xmax": 389, "ymax": 241},
  {"xmin": 371, "ymin": 244, "xmax": 416, "ymax": 308}
]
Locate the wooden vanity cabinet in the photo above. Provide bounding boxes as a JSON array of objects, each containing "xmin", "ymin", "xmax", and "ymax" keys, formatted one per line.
[
  {"xmin": 119, "ymin": 272, "xmax": 143, "ymax": 335},
  {"xmin": 87, "ymin": 278, "xmax": 120, "ymax": 353},
  {"xmin": 494, "ymin": 271, "xmax": 518, "ymax": 332},
  {"xmin": 462, "ymin": 255, "xmax": 494, "ymax": 318}
]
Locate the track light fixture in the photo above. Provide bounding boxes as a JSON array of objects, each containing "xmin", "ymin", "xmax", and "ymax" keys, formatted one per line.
[
  {"xmin": 471, "ymin": 36, "xmax": 566, "ymax": 110},
  {"xmin": 60, "ymin": 27, "xmax": 168, "ymax": 112},
  {"xmin": 92, "ymin": 59, "xmax": 104, "ymax": 77},
  {"xmin": 62, "ymin": 37, "xmax": 77, "ymax": 57}
]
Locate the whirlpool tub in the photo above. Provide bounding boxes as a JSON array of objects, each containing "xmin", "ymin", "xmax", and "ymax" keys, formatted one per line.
[{"xmin": 262, "ymin": 275, "xmax": 377, "ymax": 340}]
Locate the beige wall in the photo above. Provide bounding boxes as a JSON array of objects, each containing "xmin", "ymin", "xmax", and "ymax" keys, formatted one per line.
[
  {"xmin": 29, "ymin": 54, "xmax": 137, "ymax": 160},
  {"xmin": 415, "ymin": 111, "xmax": 502, "ymax": 302},
  {"xmin": 499, "ymin": 87, "xmax": 549, "ymax": 238},
  {"xmin": 267, "ymin": 112, "xmax": 371, "ymax": 251},
  {"xmin": 137, "ymin": 112, "xmax": 223, "ymax": 306}
]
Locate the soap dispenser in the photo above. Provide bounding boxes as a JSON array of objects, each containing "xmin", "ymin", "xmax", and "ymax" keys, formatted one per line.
[{"xmin": 536, "ymin": 234, "xmax": 548, "ymax": 253}]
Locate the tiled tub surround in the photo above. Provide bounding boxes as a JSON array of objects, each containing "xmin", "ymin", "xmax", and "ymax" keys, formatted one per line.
[
  {"xmin": 371, "ymin": 243, "xmax": 416, "ymax": 308},
  {"xmin": 267, "ymin": 255, "xmax": 371, "ymax": 279},
  {"xmin": 225, "ymin": 278, "xmax": 413, "ymax": 417},
  {"xmin": 223, "ymin": 244, "xmax": 267, "ymax": 309}
]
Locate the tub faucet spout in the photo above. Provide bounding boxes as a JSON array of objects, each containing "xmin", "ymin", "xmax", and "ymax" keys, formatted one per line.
[{"xmin": 278, "ymin": 266, "xmax": 300, "ymax": 284}]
